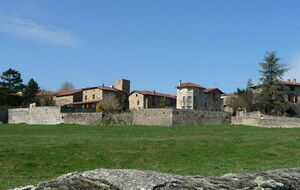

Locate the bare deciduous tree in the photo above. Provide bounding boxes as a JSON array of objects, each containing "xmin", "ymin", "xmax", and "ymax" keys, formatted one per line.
[{"xmin": 59, "ymin": 82, "xmax": 75, "ymax": 91}]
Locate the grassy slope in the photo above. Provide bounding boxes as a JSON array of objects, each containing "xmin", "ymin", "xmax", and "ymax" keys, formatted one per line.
[{"xmin": 0, "ymin": 124, "xmax": 300, "ymax": 189}]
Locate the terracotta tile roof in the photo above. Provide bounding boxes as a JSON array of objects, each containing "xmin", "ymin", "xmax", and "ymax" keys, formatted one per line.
[
  {"xmin": 54, "ymin": 84, "xmax": 127, "ymax": 97},
  {"xmin": 98, "ymin": 86, "xmax": 119, "ymax": 92},
  {"xmin": 83, "ymin": 86, "xmax": 124, "ymax": 92},
  {"xmin": 251, "ymin": 80, "xmax": 300, "ymax": 89},
  {"xmin": 54, "ymin": 89, "xmax": 82, "ymax": 96},
  {"xmin": 132, "ymin": 90, "xmax": 176, "ymax": 99},
  {"xmin": 204, "ymin": 88, "xmax": 224, "ymax": 94},
  {"xmin": 72, "ymin": 100, "xmax": 100, "ymax": 105},
  {"xmin": 176, "ymin": 82, "xmax": 206, "ymax": 89},
  {"xmin": 280, "ymin": 81, "xmax": 300, "ymax": 86}
]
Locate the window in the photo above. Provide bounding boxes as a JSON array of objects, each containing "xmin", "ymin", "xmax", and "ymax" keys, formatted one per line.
[
  {"xmin": 136, "ymin": 94, "xmax": 138, "ymax": 97},
  {"xmin": 85, "ymin": 95, "xmax": 87, "ymax": 100},
  {"xmin": 290, "ymin": 86, "xmax": 295, "ymax": 91},
  {"xmin": 188, "ymin": 88, "xmax": 192, "ymax": 92},
  {"xmin": 93, "ymin": 94, "xmax": 95, "ymax": 99},
  {"xmin": 187, "ymin": 96, "xmax": 192, "ymax": 104},
  {"xmin": 137, "ymin": 100, "xmax": 140, "ymax": 105}
]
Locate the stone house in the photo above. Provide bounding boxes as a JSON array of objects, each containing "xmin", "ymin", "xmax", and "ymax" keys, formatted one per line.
[
  {"xmin": 204, "ymin": 88, "xmax": 224, "ymax": 111},
  {"xmin": 73, "ymin": 85, "xmax": 128, "ymax": 110},
  {"xmin": 53, "ymin": 89, "xmax": 83, "ymax": 106},
  {"xmin": 129, "ymin": 90, "xmax": 176, "ymax": 109},
  {"xmin": 176, "ymin": 82, "xmax": 223, "ymax": 111},
  {"xmin": 251, "ymin": 79, "xmax": 300, "ymax": 104},
  {"xmin": 279, "ymin": 79, "xmax": 300, "ymax": 104},
  {"xmin": 53, "ymin": 79, "xmax": 130, "ymax": 110}
]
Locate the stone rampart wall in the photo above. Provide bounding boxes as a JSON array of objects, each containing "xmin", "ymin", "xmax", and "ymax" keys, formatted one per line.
[
  {"xmin": 131, "ymin": 109, "xmax": 231, "ymax": 126},
  {"xmin": 63, "ymin": 112, "xmax": 103, "ymax": 126},
  {"xmin": 132, "ymin": 109, "xmax": 173, "ymax": 126},
  {"xmin": 172, "ymin": 109, "xmax": 231, "ymax": 126},
  {"xmin": 232, "ymin": 111, "xmax": 300, "ymax": 128},
  {"xmin": 8, "ymin": 107, "xmax": 63, "ymax": 125},
  {"xmin": 8, "ymin": 107, "xmax": 232, "ymax": 126},
  {"xmin": 8, "ymin": 107, "xmax": 104, "ymax": 126}
]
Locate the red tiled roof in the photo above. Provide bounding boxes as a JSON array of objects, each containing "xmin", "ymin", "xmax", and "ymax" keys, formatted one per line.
[
  {"xmin": 176, "ymin": 82, "xmax": 206, "ymax": 89},
  {"xmin": 54, "ymin": 89, "xmax": 82, "ymax": 96},
  {"xmin": 98, "ymin": 86, "xmax": 119, "ymax": 92},
  {"xmin": 204, "ymin": 88, "xmax": 224, "ymax": 94},
  {"xmin": 83, "ymin": 86, "xmax": 123, "ymax": 92},
  {"xmin": 54, "ymin": 84, "xmax": 126, "ymax": 97},
  {"xmin": 132, "ymin": 90, "xmax": 176, "ymax": 99},
  {"xmin": 280, "ymin": 81, "xmax": 300, "ymax": 86},
  {"xmin": 251, "ymin": 80, "xmax": 300, "ymax": 88},
  {"xmin": 72, "ymin": 100, "xmax": 100, "ymax": 105}
]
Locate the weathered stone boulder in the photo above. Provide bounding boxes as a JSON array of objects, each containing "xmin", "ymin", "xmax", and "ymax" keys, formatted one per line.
[{"xmin": 11, "ymin": 168, "xmax": 300, "ymax": 190}]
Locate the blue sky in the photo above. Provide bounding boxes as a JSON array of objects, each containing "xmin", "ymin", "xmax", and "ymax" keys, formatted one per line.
[{"xmin": 0, "ymin": 0, "xmax": 300, "ymax": 94}]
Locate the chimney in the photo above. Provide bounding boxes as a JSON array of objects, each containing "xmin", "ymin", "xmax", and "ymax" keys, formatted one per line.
[
  {"xmin": 153, "ymin": 90, "xmax": 156, "ymax": 94},
  {"xmin": 102, "ymin": 83, "xmax": 104, "ymax": 87},
  {"xmin": 293, "ymin": 78, "xmax": 297, "ymax": 83},
  {"xmin": 179, "ymin": 80, "xmax": 182, "ymax": 85}
]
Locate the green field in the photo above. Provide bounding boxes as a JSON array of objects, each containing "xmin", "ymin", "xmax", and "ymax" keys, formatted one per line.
[{"xmin": 0, "ymin": 124, "xmax": 300, "ymax": 189}]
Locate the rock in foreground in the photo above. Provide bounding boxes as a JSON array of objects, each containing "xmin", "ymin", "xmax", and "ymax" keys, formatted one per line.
[{"xmin": 12, "ymin": 168, "xmax": 300, "ymax": 190}]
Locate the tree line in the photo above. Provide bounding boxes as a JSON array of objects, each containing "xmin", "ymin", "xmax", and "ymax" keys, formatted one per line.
[{"xmin": 0, "ymin": 68, "xmax": 54, "ymax": 108}]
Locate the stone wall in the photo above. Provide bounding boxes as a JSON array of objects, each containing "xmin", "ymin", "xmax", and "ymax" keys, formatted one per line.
[
  {"xmin": 0, "ymin": 108, "xmax": 8, "ymax": 124},
  {"xmin": 8, "ymin": 106, "xmax": 63, "ymax": 125},
  {"xmin": 131, "ymin": 109, "xmax": 231, "ymax": 126},
  {"xmin": 8, "ymin": 106, "xmax": 104, "ymax": 126},
  {"xmin": 132, "ymin": 109, "xmax": 173, "ymax": 126},
  {"xmin": 232, "ymin": 111, "xmax": 300, "ymax": 128},
  {"xmin": 63, "ymin": 112, "xmax": 103, "ymax": 126},
  {"xmin": 8, "ymin": 107, "xmax": 231, "ymax": 126},
  {"xmin": 102, "ymin": 112, "xmax": 133, "ymax": 126},
  {"xmin": 172, "ymin": 109, "xmax": 231, "ymax": 126}
]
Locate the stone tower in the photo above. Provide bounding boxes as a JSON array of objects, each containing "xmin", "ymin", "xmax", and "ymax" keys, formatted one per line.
[{"xmin": 115, "ymin": 79, "xmax": 130, "ymax": 94}]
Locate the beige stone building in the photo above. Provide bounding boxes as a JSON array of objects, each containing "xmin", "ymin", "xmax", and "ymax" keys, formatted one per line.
[
  {"xmin": 252, "ymin": 79, "xmax": 300, "ymax": 104},
  {"xmin": 279, "ymin": 79, "xmax": 300, "ymax": 104},
  {"xmin": 176, "ymin": 82, "xmax": 223, "ymax": 111},
  {"xmin": 176, "ymin": 82, "xmax": 206, "ymax": 110},
  {"xmin": 129, "ymin": 90, "xmax": 176, "ymax": 109},
  {"xmin": 204, "ymin": 88, "xmax": 224, "ymax": 111},
  {"xmin": 53, "ymin": 89, "xmax": 83, "ymax": 106},
  {"xmin": 73, "ymin": 85, "xmax": 128, "ymax": 110},
  {"xmin": 53, "ymin": 79, "xmax": 130, "ymax": 110}
]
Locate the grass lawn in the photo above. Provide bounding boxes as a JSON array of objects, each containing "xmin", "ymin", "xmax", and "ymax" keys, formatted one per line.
[{"xmin": 0, "ymin": 124, "xmax": 300, "ymax": 189}]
